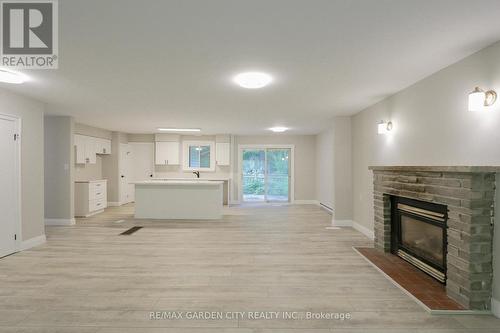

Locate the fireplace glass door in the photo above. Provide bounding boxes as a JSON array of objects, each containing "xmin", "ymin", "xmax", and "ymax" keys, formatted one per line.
[
  {"xmin": 400, "ymin": 215, "xmax": 444, "ymax": 267},
  {"xmin": 391, "ymin": 196, "xmax": 447, "ymax": 283}
]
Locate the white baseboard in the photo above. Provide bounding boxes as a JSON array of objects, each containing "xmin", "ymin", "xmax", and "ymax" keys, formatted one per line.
[
  {"xmin": 329, "ymin": 218, "xmax": 375, "ymax": 240},
  {"xmin": 331, "ymin": 219, "xmax": 353, "ymax": 227},
  {"xmin": 45, "ymin": 218, "xmax": 76, "ymax": 226},
  {"xmin": 493, "ymin": 297, "xmax": 500, "ymax": 318},
  {"xmin": 20, "ymin": 234, "xmax": 46, "ymax": 250},
  {"xmin": 294, "ymin": 200, "xmax": 319, "ymax": 205},
  {"xmin": 107, "ymin": 202, "xmax": 123, "ymax": 207},
  {"xmin": 352, "ymin": 220, "xmax": 375, "ymax": 240}
]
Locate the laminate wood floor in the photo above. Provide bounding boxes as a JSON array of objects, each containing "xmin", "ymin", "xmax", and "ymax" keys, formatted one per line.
[{"xmin": 0, "ymin": 204, "xmax": 499, "ymax": 332}]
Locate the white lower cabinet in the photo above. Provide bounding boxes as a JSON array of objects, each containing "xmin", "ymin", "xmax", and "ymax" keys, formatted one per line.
[{"xmin": 75, "ymin": 180, "xmax": 107, "ymax": 217}]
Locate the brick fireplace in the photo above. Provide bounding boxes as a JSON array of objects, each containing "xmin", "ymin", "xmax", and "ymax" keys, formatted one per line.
[{"xmin": 369, "ymin": 166, "xmax": 497, "ymax": 310}]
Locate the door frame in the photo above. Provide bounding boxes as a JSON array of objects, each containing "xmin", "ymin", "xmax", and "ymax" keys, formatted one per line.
[
  {"xmin": 119, "ymin": 143, "xmax": 133, "ymax": 205},
  {"xmin": 238, "ymin": 144, "xmax": 295, "ymax": 203},
  {"xmin": 0, "ymin": 113, "xmax": 22, "ymax": 255}
]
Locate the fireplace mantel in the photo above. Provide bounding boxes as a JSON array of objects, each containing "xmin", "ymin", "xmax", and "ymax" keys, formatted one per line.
[
  {"xmin": 369, "ymin": 166, "xmax": 496, "ymax": 310},
  {"xmin": 369, "ymin": 165, "xmax": 500, "ymax": 173}
]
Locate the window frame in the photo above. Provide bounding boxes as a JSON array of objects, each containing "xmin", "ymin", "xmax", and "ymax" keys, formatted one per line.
[{"xmin": 182, "ymin": 140, "xmax": 216, "ymax": 171}]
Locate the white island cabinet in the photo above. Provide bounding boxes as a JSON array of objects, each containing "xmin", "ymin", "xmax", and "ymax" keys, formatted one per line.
[
  {"xmin": 75, "ymin": 180, "xmax": 107, "ymax": 217},
  {"xmin": 133, "ymin": 180, "xmax": 223, "ymax": 220}
]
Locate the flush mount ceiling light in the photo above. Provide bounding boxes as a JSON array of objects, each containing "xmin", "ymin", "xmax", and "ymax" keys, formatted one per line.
[
  {"xmin": 0, "ymin": 69, "xmax": 27, "ymax": 84},
  {"xmin": 377, "ymin": 121, "xmax": 393, "ymax": 135},
  {"xmin": 269, "ymin": 126, "xmax": 288, "ymax": 133},
  {"xmin": 468, "ymin": 87, "xmax": 497, "ymax": 111},
  {"xmin": 157, "ymin": 128, "xmax": 201, "ymax": 132},
  {"xmin": 234, "ymin": 72, "xmax": 273, "ymax": 89}
]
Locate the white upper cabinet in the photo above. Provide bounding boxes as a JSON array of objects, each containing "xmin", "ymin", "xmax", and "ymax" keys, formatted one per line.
[
  {"xmin": 95, "ymin": 138, "xmax": 111, "ymax": 155},
  {"xmin": 216, "ymin": 142, "xmax": 230, "ymax": 166},
  {"xmin": 75, "ymin": 135, "xmax": 87, "ymax": 164},
  {"xmin": 155, "ymin": 141, "xmax": 180, "ymax": 165},
  {"xmin": 74, "ymin": 135, "xmax": 112, "ymax": 164}
]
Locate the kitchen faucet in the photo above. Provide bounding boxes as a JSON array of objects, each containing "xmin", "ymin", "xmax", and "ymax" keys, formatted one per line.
[{"xmin": 193, "ymin": 171, "xmax": 200, "ymax": 178}]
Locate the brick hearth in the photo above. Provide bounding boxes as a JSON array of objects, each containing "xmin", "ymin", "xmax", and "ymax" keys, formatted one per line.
[{"xmin": 369, "ymin": 166, "xmax": 498, "ymax": 310}]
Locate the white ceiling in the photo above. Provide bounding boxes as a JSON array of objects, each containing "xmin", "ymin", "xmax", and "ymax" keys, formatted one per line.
[{"xmin": 3, "ymin": 0, "xmax": 500, "ymax": 134}]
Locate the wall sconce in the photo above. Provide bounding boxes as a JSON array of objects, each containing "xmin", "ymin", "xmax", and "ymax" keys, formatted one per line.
[
  {"xmin": 468, "ymin": 87, "xmax": 497, "ymax": 111},
  {"xmin": 377, "ymin": 120, "xmax": 393, "ymax": 135}
]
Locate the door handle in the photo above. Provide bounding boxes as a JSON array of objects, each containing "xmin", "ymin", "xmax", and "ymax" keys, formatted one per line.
[{"xmin": 121, "ymin": 175, "xmax": 125, "ymax": 178}]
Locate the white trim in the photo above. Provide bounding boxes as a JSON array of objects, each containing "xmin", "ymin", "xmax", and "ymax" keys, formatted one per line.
[
  {"xmin": 75, "ymin": 209, "xmax": 104, "ymax": 218},
  {"xmin": 329, "ymin": 218, "xmax": 375, "ymax": 240},
  {"xmin": 237, "ymin": 144, "xmax": 295, "ymax": 203},
  {"xmin": 182, "ymin": 140, "xmax": 216, "ymax": 172},
  {"xmin": 20, "ymin": 234, "xmax": 46, "ymax": 251},
  {"xmin": 331, "ymin": 219, "xmax": 353, "ymax": 227},
  {"xmin": 45, "ymin": 218, "xmax": 76, "ymax": 226},
  {"xmin": 492, "ymin": 297, "xmax": 500, "ymax": 318},
  {"xmin": 0, "ymin": 113, "xmax": 22, "ymax": 254},
  {"xmin": 294, "ymin": 200, "xmax": 319, "ymax": 205},
  {"xmin": 352, "ymin": 221, "xmax": 375, "ymax": 240},
  {"xmin": 107, "ymin": 201, "xmax": 123, "ymax": 207}
]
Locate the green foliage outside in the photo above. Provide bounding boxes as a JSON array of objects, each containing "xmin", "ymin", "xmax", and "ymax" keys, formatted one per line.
[{"xmin": 242, "ymin": 149, "xmax": 289, "ymax": 197}]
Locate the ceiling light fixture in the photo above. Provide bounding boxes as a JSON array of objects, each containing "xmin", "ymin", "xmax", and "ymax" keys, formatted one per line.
[
  {"xmin": 269, "ymin": 127, "xmax": 288, "ymax": 133},
  {"xmin": 157, "ymin": 128, "xmax": 201, "ymax": 132},
  {"xmin": 234, "ymin": 72, "xmax": 273, "ymax": 89},
  {"xmin": 468, "ymin": 86, "xmax": 497, "ymax": 111},
  {"xmin": 0, "ymin": 69, "xmax": 27, "ymax": 84},
  {"xmin": 377, "ymin": 121, "xmax": 393, "ymax": 135}
]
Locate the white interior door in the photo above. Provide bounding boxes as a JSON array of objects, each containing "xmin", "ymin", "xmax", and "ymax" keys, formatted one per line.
[
  {"xmin": 129, "ymin": 143, "xmax": 154, "ymax": 200},
  {"xmin": 0, "ymin": 115, "xmax": 20, "ymax": 257},
  {"xmin": 119, "ymin": 143, "xmax": 133, "ymax": 204}
]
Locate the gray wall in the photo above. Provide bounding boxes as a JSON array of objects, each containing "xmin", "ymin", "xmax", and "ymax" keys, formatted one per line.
[
  {"xmin": 102, "ymin": 132, "xmax": 128, "ymax": 203},
  {"xmin": 44, "ymin": 116, "xmax": 74, "ymax": 221},
  {"xmin": 75, "ymin": 123, "xmax": 112, "ymax": 140},
  {"xmin": 332, "ymin": 117, "xmax": 352, "ymax": 221},
  {"xmin": 315, "ymin": 117, "xmax": 353, "ymax": 220},
  {"xmin": 350, "ymin": 41, "xmax": 500, "ymax": 310},
  {"xmin": 315, "ymin": 124, "xmax": 334, "ymax": 209},
  {"xmin": 0, "ymin": 88, "xmax": 45, "ymax": 241}
]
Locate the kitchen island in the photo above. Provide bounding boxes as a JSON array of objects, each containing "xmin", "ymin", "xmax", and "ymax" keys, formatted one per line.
[{"xmin": 133, "ymin": 180, "xmax": 224, "ymax": 220}]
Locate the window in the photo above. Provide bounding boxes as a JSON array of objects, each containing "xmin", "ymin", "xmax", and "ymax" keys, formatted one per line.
[
  {"xmin": 183, "ymin": 141, "xmax": 215, "ymax": 171},
  {"xmin": 189, "ymin": 145, "xmax": 210, "ymax": 168}
]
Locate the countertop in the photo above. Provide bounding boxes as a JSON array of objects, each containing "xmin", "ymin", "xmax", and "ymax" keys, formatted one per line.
[
  {"xmin": 133, "ymin": 180, "xmax": 224, "ymax": 186},
  {"xmin": 152, "ymin": 177, "xmax": 230, "ymax": 181},
  {"xmin": 75, "ymin": 179, "xmax": 107, "ymax": 183}
]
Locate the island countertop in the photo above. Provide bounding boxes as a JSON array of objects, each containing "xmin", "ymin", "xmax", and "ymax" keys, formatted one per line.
[{"xmin": 132, "ymin": 180, "xmax": 224, "ymax": 186}]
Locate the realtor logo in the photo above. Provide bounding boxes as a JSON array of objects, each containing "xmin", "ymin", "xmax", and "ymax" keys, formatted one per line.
[{"xmin": 1, "ymin": 0, "xmax": 58, "ymax": 69}]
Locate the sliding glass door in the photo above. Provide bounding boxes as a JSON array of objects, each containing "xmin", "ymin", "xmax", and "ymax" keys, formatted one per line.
[{"xmin": 241, "ymin": 148, "xmax": 291, "ymax": 202}]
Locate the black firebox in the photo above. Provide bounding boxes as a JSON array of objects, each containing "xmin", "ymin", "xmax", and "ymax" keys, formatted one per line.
[{"xmin": 391, "ymin": 196, "xmax": 448, "ymax": 283}]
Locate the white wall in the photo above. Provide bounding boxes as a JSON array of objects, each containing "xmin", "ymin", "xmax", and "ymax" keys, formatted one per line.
[
  {"xmin": 0, "ymin": 88, "xmax": 45, "ymax": 242},
  {"xmin": 351, "ymin": 41, "xmax": 500, "ymax": 312}
]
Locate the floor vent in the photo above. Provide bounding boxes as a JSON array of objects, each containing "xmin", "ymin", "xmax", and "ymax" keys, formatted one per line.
[{"xmin": 120, "ymin": 226, "xmax": 143, "ymax": 235}]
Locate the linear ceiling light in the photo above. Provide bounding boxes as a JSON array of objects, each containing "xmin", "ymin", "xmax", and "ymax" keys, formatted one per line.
[
  {"xmin": 0, "ymin": 69, "xmax": 27, "ymax": 84},
  {"xmin": 269, "ymin": 127, "xmax": 288, "ymax": 133},
  {"xmin": 157, "ymin": 128, "xmax": 201, "ymax": 132}
]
